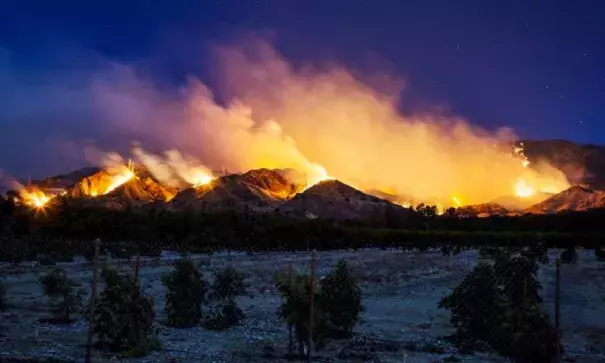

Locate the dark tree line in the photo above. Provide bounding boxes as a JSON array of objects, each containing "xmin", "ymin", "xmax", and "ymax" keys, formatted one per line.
[{"xmin": 0, "ymin": 196, "xmax": 604, "ymax": 263}]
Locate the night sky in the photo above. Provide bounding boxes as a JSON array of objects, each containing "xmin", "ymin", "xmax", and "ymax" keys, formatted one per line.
[{"xmin": 1, "ymin": 0, "xmax": 604, "ymax": 178}]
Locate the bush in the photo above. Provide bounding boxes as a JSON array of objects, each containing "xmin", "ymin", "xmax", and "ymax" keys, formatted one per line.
[
  {"xmin": 318, "ymin": 259, "xmax": 363, "ymax": 338},
  {"xmin": 40, "ymin": 267, "xmax": 83, "ymax": 322},
  {"xmin": 276, "ymin": 272, "xmax": 326, "ymax": 357},
  {"xmin": 202, "ymin": 266, "xmax": 246, "ymax": 330},
  {"xmin": 202, "ymin": 300, "xmax": 244, "ymax": 330},
  {"xmin": 0, "ymin": 279, "xmax": 7, "ymax": 311},
  {"xmin": 210, "ymin": 266, "xmax": 245, "ymax": 301},
  {"xmin": 93, "ymin": 267, "xmax": 158, "ymax": 357},
  {"xmin": 439, "ymin": 251, "xmax": 561, "ymax": 361},
  {"xmin": 275, "ymin": 260, "xmax": 364, "ymax": 357},
  {"xmin": 161, "ymin": 258, "xmax": 206, "ymax": 328}
]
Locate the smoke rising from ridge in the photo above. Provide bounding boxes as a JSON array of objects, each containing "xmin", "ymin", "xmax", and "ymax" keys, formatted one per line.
[
  {"xmin": 1, "ymin": 39, "xmax": 570, "ymax": 205},
  {"xmin": 89, "ymin": 39, "xmax": 569, "ymax": 205}
]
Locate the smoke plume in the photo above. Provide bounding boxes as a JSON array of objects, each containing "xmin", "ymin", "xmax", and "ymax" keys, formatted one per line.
[{"xmin": 1, "ymin": 39, "xmax": 570, "ymax": 206}]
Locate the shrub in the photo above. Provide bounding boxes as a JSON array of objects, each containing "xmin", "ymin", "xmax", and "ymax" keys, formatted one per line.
[
  {"xmin": 202, "ymin": 300, "xmax": 244, "ymax": 330},
  {"xmin": 202, "ymin": 266, "xmax": 246, "ymax": 330},
  {"xmin": 439, "ymin": 251, "xmax": 561, "ymax": 361},
  {"xmin": 93, "ymin": 267, "xmax": 158, "ymax": 357},
  {"xmin": 40, "ymin": 267, "xmax": 83, "ymax": 322},
  {"xmin": 210, "ymin": 266, "xmax": 245, "ymax": 301},
  {"xmin": 161, "ymin": 258, "xmax": 206, "ymax": 327},
  {"xmin": 276, "ymin": 272, "xmax": 326, "ymax": 357},
  {"xmin": 318, "ymin": 259, "xmax": 363, "ymax": 338}
]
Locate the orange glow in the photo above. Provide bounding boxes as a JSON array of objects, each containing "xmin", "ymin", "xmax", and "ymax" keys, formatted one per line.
[
  {"xmin": 101, "ymin": 159, "xmax": 135, "ymax": 195},
  {"xmin": 304, "ymin": 163, "xmax": 333, "ymax": 189},
  {"xmin": 191, "ymin": 171, "xmax": 214, "ymax": 187},
  {"xmin": 14, "ymin": 185, "xmax": 57, "ymax": 209},
  {"xmin": 514, "ymin": 179, "xmax": 535, "ymax": 198},
  {"xmin": 452, "ymin": 196, "xmax": 462, "ymax": 207},
  {"xmin": 75, "ymin": 156, "xmax": 136, "ymax": 197}
]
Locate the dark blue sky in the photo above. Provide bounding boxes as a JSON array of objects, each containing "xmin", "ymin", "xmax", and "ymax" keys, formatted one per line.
[{"xmin": 1, "ymin": 0, "xmax": 604, "ymax": 178}]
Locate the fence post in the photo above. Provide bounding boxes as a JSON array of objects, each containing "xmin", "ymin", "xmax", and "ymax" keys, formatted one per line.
[
  {"xmin": 134, "ymin": 252, "xmax": 141, "ymax": 286},
  {"xmin": 86, "ymin": 239, "xmax": 100, "ymax": 363},
  {"xmin": 555, "ymin": 257, "xmax": 561, "ymax": 363},
  {"xmin": 287, "ymin": 263, "xmax": 293, "ymax": 357},
  {"xmin": 308, "ymin": 249, "xmax": 316, "ymax": 362}
]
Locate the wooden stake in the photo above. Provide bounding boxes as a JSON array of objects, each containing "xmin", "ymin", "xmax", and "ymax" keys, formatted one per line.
[
  {"xmin": 287, "ymin": 263, "xmax": 293, "ymax": 357},
  {"xmin": 134, "ymin": 252, "xmax": 141, "ymax": 286},
  {"xmin": 555, "ymin": 258, "xmax": 561, "ymax": 363},
  {"xmin": 85, "ymin": 239, "xmax": 100, "ymax": 363},
  {"xmin": 308, "ymin": 250, "xmax": 316, "ymax": 362}
]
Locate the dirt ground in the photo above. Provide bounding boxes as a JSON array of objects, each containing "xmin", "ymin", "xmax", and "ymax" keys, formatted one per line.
[{"xmin": 1, "ymin": 248, "xmax": 604, "ymax": 362}]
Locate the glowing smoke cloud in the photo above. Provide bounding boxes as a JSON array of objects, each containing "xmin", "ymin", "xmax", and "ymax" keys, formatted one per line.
[{"xmin": 88, "ymin": 39, "xmax": 569, "ymax": 206}]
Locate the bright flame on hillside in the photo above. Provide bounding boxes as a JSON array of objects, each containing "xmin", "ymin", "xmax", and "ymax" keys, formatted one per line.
[
  {"xmin": 514, "ymin": 179, "xmax": 535, "ymax": 198},
  {"xmin": 452, "ymin": 196, "xmax": 462, "ymax": 207},
  {"xmin": 14, "ymin": 185, "xmax": 55, "ymax": 209},
  {"xmin": 304, "ymin": 163, "xmax": 333, "ymax": 189},
  {"xmin": 191, "ymin": 172, "xmax": 214, "ymax": 187},
  {"xmin": 78, "ymin": 152, "xmax": 137, "ymax": 197},
  {"xmin": 100, "ymin": 158, "xmax": 135, "ymax": 195}
]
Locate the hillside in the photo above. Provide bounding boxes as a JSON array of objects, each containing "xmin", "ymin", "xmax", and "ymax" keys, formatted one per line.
[
  {"xmin": 456, "ymin": 203, "xmax": 509, "ymax": 218},
  {"xmin": 278, "ymin": 179, "xmax": 412, "ymax": 221},
  {"xmin": 525, "ymin": 185, "xmax": 605, "ymax": 214},
  {"xmin": 170, "ymin": 168, "xmax": 307, "ymax": 212},
  {"xmin": 489, "ymin": 191, "xmax": 553, "ymax": 211},
  {"xmin": 67, "ymin": 167, "xmax": 174, "ymax": 208},
  {"xmin": 520, "ymin": 140, "xmax": 605, "ymax": 189}
]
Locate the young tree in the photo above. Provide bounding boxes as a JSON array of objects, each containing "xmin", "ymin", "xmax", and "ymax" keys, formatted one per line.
[
  {"xmin": 440, "ymin": 251, "xmax": 561, "ymax": 361},
  {"xmin": 40, "ymin": 267, "xmax": 83, "ymax": 322},
  {"xmin": 203, "ymin": 266, "xmax": 246, "ymax": 330},
  {"xmin": 93, "ymin": 267, "xmax": 158, "ymax": 357},
  {"xmin": 161, "ymin": 258, "xmax": 207, "ymax": 328},
  {"xmin": 318, "ymin": 260, "xmax": 363, "ymax": 338},
  {"xmin": 210, "ymin": 266, "xmax": 245, "ymax": 301},
  {"xmin": 276, "ymin": 272, "xmax": 326, "ymax": 357}
]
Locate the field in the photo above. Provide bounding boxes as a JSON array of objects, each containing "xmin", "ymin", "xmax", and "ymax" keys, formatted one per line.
[{"xmin": 1, "ymin": 248, "xmax": 604, "ymax": 362}]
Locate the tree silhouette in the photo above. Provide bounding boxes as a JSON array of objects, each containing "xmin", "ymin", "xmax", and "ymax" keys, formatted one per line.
[
  {"xmin": 318, "ymin": 260, "xmax": 363, "ymax": 338},
  {"xmin": 203, "ymin": 266, "xmax": 246, "ymax": 330},
  {"xmin": 93, "ymin": 267, "xmax": 158, "ymax": 357},
  {"xmin": 40, "ymin": 267, "xmax": 83, "ymax": 322},
  {"xmin": 162, "ymin": 258, "xmax": 207, "ymax": 328},
  {"xmin": 440, "ymin": 251, "xmax": 561, "ymax": 361}
]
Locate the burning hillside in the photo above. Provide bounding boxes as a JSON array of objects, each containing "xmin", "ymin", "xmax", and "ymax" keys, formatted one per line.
[{"xmin": 170, "ymin": 168, "xmax": 307, "ymax": 211}]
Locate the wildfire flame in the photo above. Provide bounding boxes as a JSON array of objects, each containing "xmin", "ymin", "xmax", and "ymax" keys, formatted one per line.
[
  {"xmin": 14, "ymin": 185, "xmax": 55, "ymax": 209},
  {"xmin": 304, "ymin": 163, "xmax": 333, "ymax": 189},
  {"xmin": 452, "ymin": 196, "xmax": 462, "ymax": 207},
  {"xmin": 514, "ymin": 179, "xmax": 535, "ymax": 198},
  {"xmin": 101, "ymin": 159, "xmax": 135, "ymax": 195}
]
